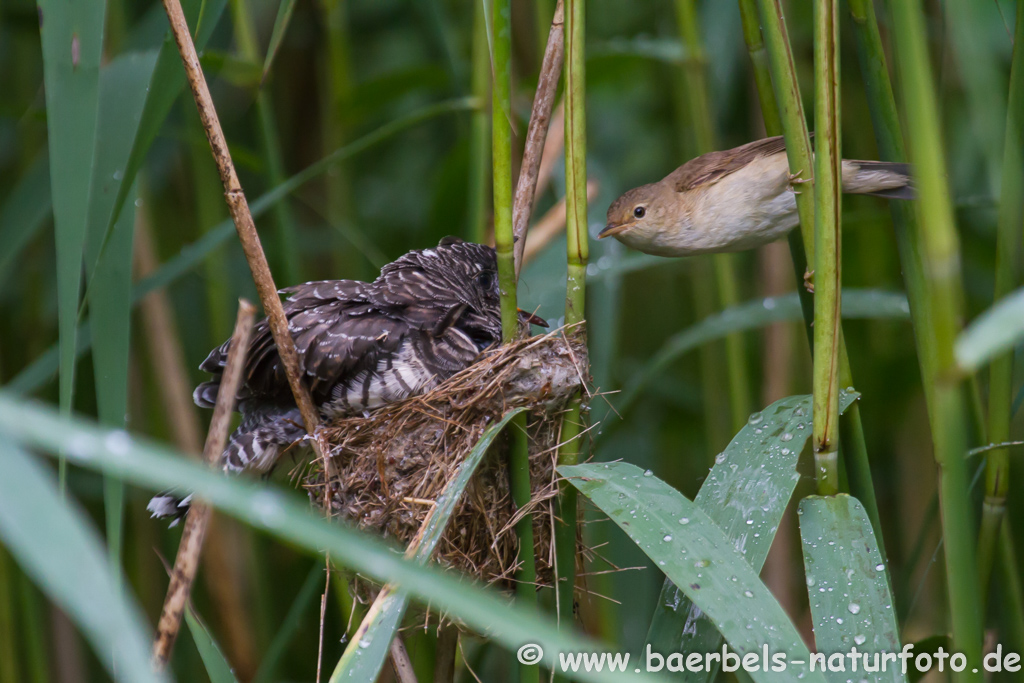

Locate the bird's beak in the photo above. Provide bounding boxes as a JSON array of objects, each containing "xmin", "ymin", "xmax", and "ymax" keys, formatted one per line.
[
  {"xmin": 518, "ymin": 308, "xmax": 549, "ymax": 327},
  {"xmin": 598, "ymin": 221, "xmax": 635, "ymax": 239}
]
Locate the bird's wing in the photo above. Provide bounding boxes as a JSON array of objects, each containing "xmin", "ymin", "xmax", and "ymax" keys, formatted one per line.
[
  {"xmin": 668, "ymin": 135, "xmax": 796, "ymax": 192},
  {"xmin": 199, "ymin": 280, "xmax": 410, "ymax": 404}
]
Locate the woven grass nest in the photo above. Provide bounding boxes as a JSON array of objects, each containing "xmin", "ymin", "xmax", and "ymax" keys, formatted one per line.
[{"xmin": 303, "ymin": 329, "xmax": 590, "ymax": 591}]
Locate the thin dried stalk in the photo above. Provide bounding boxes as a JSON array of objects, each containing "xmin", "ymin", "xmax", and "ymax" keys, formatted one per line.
[
  {"xmin": 134, "ymin": 219, "xmax": 258, "ymax": 678},
  {"xmin": 513, "ymin": 0, "xmax": 565, "ymax": 277},
  {"xmin": 389, "ymin": 637, "xmax": 418, "ymax": 683},
  {"xmin": 158, "ymin": 0, "xmax": 330, "ymax": 473},
  {"xmin": 434, "ymin": 624, "xmax": 459, "ymax": 683},
  {"xmin": 152, "ymin": 301, "xmax": 256, "ymax": 670}
]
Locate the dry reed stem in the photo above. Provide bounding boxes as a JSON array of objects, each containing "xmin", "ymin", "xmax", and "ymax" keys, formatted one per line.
[
  {"xmin": 434, "ymin": 624, "xmax": 459, "ymax": 683},
  {"xmin": 158, "ymin": 0, "xmax": 331, "ymax": 476},
  {"xmin": 389, "ymin": 637, "xmax": 418, "ymax": 683},
  {"xmin": 152, "ymin": 301, "xmax": 256, "ymax": 670},
  {"xmin": 522, "ymin": 179, "xmax": 599, "ymax": 268},
  {"xmin": 134, "ymin": 220, "xmax": 259, "ymax": 677},
  {"xmin": 513, "ymin": 0, "xmax": 565, "ymax": 277}
]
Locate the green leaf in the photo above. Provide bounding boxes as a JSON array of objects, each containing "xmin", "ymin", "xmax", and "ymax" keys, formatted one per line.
[
  {"xmin": 955, "ymin": 286, "xmax": 1024, "ymax": 372},
  {"xmin": 560, "ymin": 460, "xmax": 825, "ymax": 683},
  {"xmin": 0, "ymin": 154, "xmax": 52, "ymax": 290},
  {"xmin": 184, "ymin": 604, "xmax": 240, "ymax": 683},
  {"xmin": 200, "ymin": 50, "xmax": 262, "ymax": 89},
  {"xmin": 642, "ymin": 393, "xmax": 858, "ymax": 683},
  {"xmin": 0, "ymin": 395, "xmax": 668, "ymax": 683},
  {"xmin": 262, "ymin": 0, "xmax": 298, "ymax": 82},
  {"xmin": 330, "ymin": 408, "xmax": 525, "ymax": 682},
  {"xmin": 7, "ymin": 97, "xmax": 479, "ymax": 397},
  {"xmin": 798, "ymin": 495, "xmax": 904, "ymax": 683},
  {"xmin": 84, "ymin": 49, "xmax": 158, "ymax": 571},
  {"xmin": 616, "ymin": 291, "xmax": 906, "ymax": 416},
  {"xmin": 251, "ymin": 564, "xmax": 323, "ymax": 683},
  {"xmin": 94, "ymin": 0, "xmax": 229, "ymax": 277},
  {"xmin": 37, "ymin": 0, "xmax": 107, "ymax": 486},
  {"xmin": 0, "ymin": 440, "xmax": 164, "ymax": 683}
]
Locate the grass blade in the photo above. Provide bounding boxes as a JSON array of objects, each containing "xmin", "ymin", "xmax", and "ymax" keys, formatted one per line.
[
  {"xmin": 38, "ymin": 0, "xmax": 107, "ymax": 489},
  {"xmin": 0, "ymin": 440, "xmax": 165, "ymax": 683},
  {"xmin": 0, "ymin": 154, "xmax": 51, "ymax": 290},
  {"xmin": 561, "ymin": 460, "xmax": 826, "ymax": 683},
  {"xmin": 798, "ymin": 495, "xmax": 904, "ymax": 683},
  {"xmin": 184, "ymin": 604, "xmax": 240, "ymax": 683},
  {"xmin": 643, "ymin": 392, "xmax": 859, "ymax": 682},
  {"xmin": 261, "ymin": 0, "xmax": 297, "ymax": 82},
  {"xmin": 955, "ymin": 287, "xmax": 1024, "ymax": 372},
  {"xmin": 251, "ymin": 564, "xmax": 322, "ymax": 683},
  {"xmin": 84, "ymin": 49, "xmax": 158, "ymax": 573},
  {"xmin": 329, "ymin": 409, "xmax": 524, "ymax": 682},
  {"xmin": 0, "ymin": 394, "xmax": 668, "ymax": 683}
]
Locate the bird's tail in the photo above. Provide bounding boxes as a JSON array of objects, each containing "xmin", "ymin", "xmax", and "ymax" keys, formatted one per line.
[
  {"xmin": 841, "ymin": 160, "xmax": 915, "ymax": 200},
  {"xmin": 147, "ymin": 404, "xmax": 307, "ymax": 525}
]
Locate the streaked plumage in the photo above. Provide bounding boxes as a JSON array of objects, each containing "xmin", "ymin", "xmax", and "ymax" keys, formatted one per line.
[{"xmin": 148, "ymin": 237, "xmax": 541, "ymax": 523}]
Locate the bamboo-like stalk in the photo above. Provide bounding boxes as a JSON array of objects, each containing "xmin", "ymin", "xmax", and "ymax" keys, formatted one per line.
[
  {"xmin": 467, "ymin": 0, "xmax": 490, "ymax": 244},
  {"xmin": 752, "ymin": 0, "xmax": 884, "ymax": 538},
  {"xmin": 152, "ymin": 300, "xmax": 256, "ymax": 669},
  {"xmin": 434, "ymin": 624, "xmax": 459, "ymax": 683},
  {"xmin": 887, "ymin": 1, "xmax": 982, "ymax": 678},
  {"xmin": 159, "ymin": 0, "xmax": 331, "ymax": 475},
  {"xmin": 811, "ymin": 0, "xmax": 841, "ymax": 496},
  {"xmin": 492, "ymin": 0, "xmax": 518, "ymax": 342},
  {"xmin": 491, "ymin": 1, "xmax": 540, "ymax": 673},
  {"xmin": 675, "ymin": 0, "xmax": 752, "ymax": 435},
  {"xmin": 999, "ymin": 520, "xmax": 1024, "ymax": 657},
  {"xmin": 513, "ymin": 0, "xmax": 564, "ymax": 277},
  {"xmin": 739, "ymin": 0, "xmax": 782, "ymax": 136},
  {"xmin": 977, "ymin": 0, "xmax": 1024, "ymax": 605},
  {"xmin": 388, "ymin": 637, "xmax": 418, "ymax": 683},
  {"xmin": 554, "ymin": 0, "xmax": 587, "ymax": 651}
]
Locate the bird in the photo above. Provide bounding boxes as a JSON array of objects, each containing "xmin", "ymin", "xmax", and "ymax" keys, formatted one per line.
[
  {"xmin": 599, "ymin": 135, "xmax": 913, "ymax": 257},
  {"xmin": 148, "ymin": 237, "xmax": 546, "ymax": 523}
]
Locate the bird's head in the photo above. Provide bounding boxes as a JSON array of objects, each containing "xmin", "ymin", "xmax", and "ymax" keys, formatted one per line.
[{"xmin": 600, "ymin": 182, "xmax": 674, "ymax": 248}]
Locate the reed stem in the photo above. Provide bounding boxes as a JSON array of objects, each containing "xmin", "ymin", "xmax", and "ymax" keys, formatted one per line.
[
  {"xmin": 888, "ymin": 1, "xmax": 983, "ymax": 677},
  {"xmin": 675, "ymin": 0, "xmax": 751, "ymax": 435},
  {"xmin": 555, "ymin": 0, "xmax": 587, "ymax": 652},
  {"xmin": 977, "ymin": 0, "xmax": 1024, "ymax": 606},
  {"xmin": 811, "ymin": 0, "xmax": 841, "ymax": 496},
  {"xmin": 752, "ymin": 0, "xmax": 883, "ymax": 536}
]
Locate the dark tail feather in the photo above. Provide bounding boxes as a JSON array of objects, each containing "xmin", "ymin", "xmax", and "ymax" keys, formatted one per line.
[{"xmin": 147, "ymin": 404, "xmax": 307, "ymax": 525}]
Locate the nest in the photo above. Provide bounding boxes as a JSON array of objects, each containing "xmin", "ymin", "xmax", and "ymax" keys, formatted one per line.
[{"xmin": 303, "ymin": 330, "xmax": 589, "ymax": 591}]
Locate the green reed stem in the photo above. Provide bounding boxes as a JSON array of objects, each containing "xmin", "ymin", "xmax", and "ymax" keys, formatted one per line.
[
  {"xmin": 492, "ymin": 0, "xmax": 518, "ymax": 340},
  {"xmin": 812, "ymin": 0, "xmax": 841, "ymax": 496},
  {"xmin": 999, "ymin": 519, "xmax": 1024, "ymax": 660},
  {"xmin": 555, "ymin": 0, "xmax": 587, "ymax": 653},
  {"xmin": 491, "ymin": 1, "xmax": 540, "ymax": 670},
  {"xmin": 888, "ymin": 1, "xmax": 983, "ymax": 678},
  {"xmin": 739, "ymin": 0, "xmax": 782, "ymax": 136},
  {"xmin": 0, "ymin": 546, "xmax": 19, "ymax": 683},
  {"xmin": 676, "ymin": 0, "xmax": 752, "ymax": 435},
  {"xmin": 978, "ymin": 0, "xmax": 1024, "ymax": 607},
  {"xmin": 753, "ymin": 0, "xmax": 883, "ymax": 535},
  {"xmin": 468, "ymin": 0, "xmax": 490, "ymax": 243}
]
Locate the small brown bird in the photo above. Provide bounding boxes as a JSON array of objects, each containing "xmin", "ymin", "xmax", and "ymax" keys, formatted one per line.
[{"xmin": 600, "ymin": 136, "xmax": 913, "ymax": 257}]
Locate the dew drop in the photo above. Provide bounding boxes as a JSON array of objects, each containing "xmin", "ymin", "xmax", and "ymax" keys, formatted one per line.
[
  {"xmin": 678, "ymin": 517, "xmax": 690, "ymax": 525},
  {"xmin": 663, "ymin": 535, "xmax": 673, "ymax": 542},
  {"xmin": 643, "ymin": 469, "xmax": 654, "ymax": 477},
  {"xmin": 874, "ymin": 563, "xmax": 885, "ymax": 572},
  {"xmin": 743, "ymin": 590, "xmax": 754, "ymax": 598},
  {"xmin": 854, "ymin": 634, "xmax": 867, "ymax": 646},
  {"xmin": 748, "ymin": 412, "xmax": 763, "ymax": 425},
  {"xmin": 848, "ymin": 602, "xmax": 861, "ymax": 615},
  {"xmin": 781, "ymin": 432, "xmax": 794, "ymax": 442}
]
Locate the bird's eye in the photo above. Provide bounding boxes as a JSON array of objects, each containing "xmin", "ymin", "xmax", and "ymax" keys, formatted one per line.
[
  {"xmin": 476, "ymin": 270, "xmax": 496, "ymax": 291},
  {"xmin": 633, "ymin": 206, "xmax": 646, "ymax": 219}
]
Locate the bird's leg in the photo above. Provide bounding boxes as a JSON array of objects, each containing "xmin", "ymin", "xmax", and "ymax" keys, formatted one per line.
[
  {"xmin": 804, "ymin": 269, "xmax": 815, "ymax": 293},
  {"xmin": 788, "ymin": 170, "xmax": 813, "ymax": 194}
]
